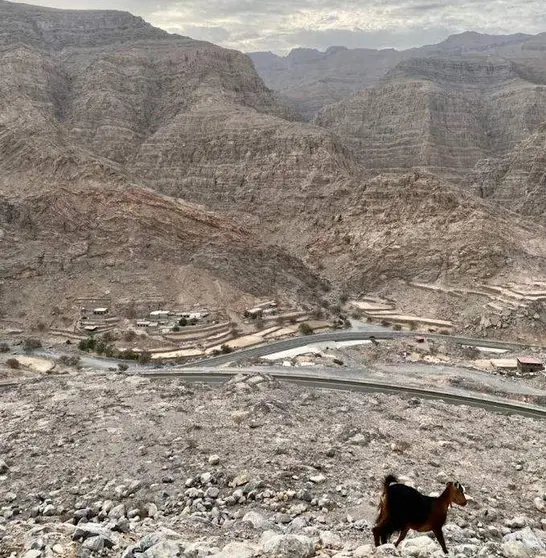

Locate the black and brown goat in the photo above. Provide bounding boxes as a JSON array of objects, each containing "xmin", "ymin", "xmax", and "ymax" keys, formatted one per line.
[{"xmin": 372, "ymin": 474, "xmax": 467, "ymax": 554}]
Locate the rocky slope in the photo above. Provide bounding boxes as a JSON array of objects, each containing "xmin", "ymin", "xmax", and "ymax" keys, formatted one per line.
[
  {"xmin": 0, "ymin": 181, "xmax": 329, "ymax": 321},
  {"xmin": 315, "ymin": 56, "xmax": 546, "ymax": 183},
  {"xmin": 299, "ymin": 173, "xmax": 546, "ymax": 290},
  {"xmin": 463, "ymin": 123, "xmax": 546, "ymax": 221},
  {"xmin": 0, "ymin": 0, "xmax": 168, "ymax": 49},
  {"xmin": 1, "ymin": 372, "xmax": 546, "ymax": 557}
]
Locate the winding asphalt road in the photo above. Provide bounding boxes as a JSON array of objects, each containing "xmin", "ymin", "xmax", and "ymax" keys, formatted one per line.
[
  {"xmin": 3, "ymin": 329, "xmax": 544, "ymax": 422},
  {"xmin": 139, "ymin": 368, "xmax": 546, "ymax": 421},
  {"xmin": 180, "ymin": 330, "xmax": 534, "ymax": 368}
]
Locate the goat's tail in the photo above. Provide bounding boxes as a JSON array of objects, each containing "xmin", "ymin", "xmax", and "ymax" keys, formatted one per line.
[
  {"xmin": 376, "ymin": 474, "xmax": 398, "ymax": 517},
  {"xmin": 383, "ymin": 474, "xmax": 398, "ymax": 491}
]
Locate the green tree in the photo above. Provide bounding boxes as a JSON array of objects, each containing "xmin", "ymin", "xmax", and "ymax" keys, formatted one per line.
[
  {"xmin": 23, "ymin": 338, "xmax": 42, "ymax": 353},
  {"xmin": 298, "ymin": 322, "xmax": 314, "ymax": 335}
]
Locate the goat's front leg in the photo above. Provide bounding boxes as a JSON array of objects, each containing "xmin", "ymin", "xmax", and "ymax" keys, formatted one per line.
[
  {"xmin": 433, "ymin": 527, "xmax": 448, "ymax": 554},
  {"xmin": 394, "ymin": 527, "xmax": 409, "ymax": 547}
]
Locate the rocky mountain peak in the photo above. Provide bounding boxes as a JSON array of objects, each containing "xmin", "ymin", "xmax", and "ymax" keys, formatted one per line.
[{"xmin": 0, "ymin": 0, "xmax": 170, "ymax": 49}]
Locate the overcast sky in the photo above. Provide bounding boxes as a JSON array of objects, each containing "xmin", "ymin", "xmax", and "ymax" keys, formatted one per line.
[{"xmin": 11, "ymin": 0, "xmax": 546, "ymax": 54}]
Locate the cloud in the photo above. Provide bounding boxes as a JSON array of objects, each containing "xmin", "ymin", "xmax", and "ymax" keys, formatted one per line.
[{"xmin": 9, "ymin": 0, "xmax": 546, "ymax": 54}]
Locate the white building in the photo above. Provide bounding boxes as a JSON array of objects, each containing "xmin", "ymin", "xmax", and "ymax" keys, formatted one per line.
[
  {"xmin": 179, "ymin": 311, "xmax": 207, "ymax": 320},
  {"xmin": 150, "ymin": 310, "xmax": 170, "ymax": 319}
]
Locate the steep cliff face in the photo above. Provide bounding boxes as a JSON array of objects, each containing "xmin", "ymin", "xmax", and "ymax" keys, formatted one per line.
[
  {"xmin": 315, "ymin": 57, "xmax": 546, "ymax": 183},
  {"xmin": 464, "ymin": 124, "xmax": 546, "ymax": 220}
]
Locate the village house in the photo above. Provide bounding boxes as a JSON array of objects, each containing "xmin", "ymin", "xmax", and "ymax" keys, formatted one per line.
[
  {"xmin": 517, "ymin": 356, "xmax": 544, "ymax": 374},
  {"xmin": 150, "ymin": 310, "xmax": 170, "ymax": 319}
]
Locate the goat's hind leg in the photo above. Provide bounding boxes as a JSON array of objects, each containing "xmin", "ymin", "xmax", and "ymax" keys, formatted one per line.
[
  {"xmin": 373, "ymin": 520, "xmax": 391, "ymax": 547},
  {"xmin": 372, "ymin": 524, "xmax": 382, "ymax": 547},
  {"xmin": 394, "ymin": 527, "xmax": 409, "ymax": 548}
]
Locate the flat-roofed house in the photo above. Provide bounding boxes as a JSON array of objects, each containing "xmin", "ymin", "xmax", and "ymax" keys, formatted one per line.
[{"xmin": 517, "ymin": 356, "xmax": 544, "ymax": 374}]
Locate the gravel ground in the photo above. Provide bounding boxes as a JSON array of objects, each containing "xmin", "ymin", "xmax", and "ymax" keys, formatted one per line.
[{"xmin": 1, "ymin": 372, "xmax": 546, "ymax": 557}]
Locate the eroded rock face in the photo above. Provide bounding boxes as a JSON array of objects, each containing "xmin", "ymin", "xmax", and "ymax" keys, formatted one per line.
[
  {"xmin": 464, "ymin": 123, "xmax": 546, "ymax": 221},
  {"xmin": 0, "ymin": 2, "xmax": 332, "ymax": 318},
  {"xmin": 315, "ymin": 57, "xmax": 546, "ymax": 184}
]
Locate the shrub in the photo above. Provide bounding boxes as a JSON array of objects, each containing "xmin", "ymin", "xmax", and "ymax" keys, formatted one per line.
[
  {"xmin": 380, "ymin": 320, "xmax": 391, "ymax": 327},
  {"xmin": 408, "ymin": 321, "xmax": 417, "ymax": 331},
  {"xmin": 333, "ymin": 358, "xmax": 344, "ymax": 366},
  {"xmin": 125, "ymin": 305, "xmax": 137, "ymax": 319},
  {"xmin": 439, "ymin": 329, "xmax": 450, "ymax": 335},
  {"xmin": 298, "ymin": 322, "xmax": 314, "ymax": 335},
  {"xmin": 6, "ymin": 358, "xmax": 19, "ymax": 369},
  {"xmin": 172, "ymin": 325, "xmax": 180, "ymax": 332},
  {"xmin": 59, "ymin": 355, "xmax": 81, "ymax": 368},
  {"xmin": 123, "ymin": 330, "xmax": 136, "ymax": 342},
  {"xmin": 78, "ymin": 339, "xmax": 89, "ymax": 351},
  {"xmin": 138, "ymin": 350, "xmax": 152, "ymax": 364},
  {"xmin": 101, "ymin": 332, "xmax": 114, "ymax": 343},
  {"xmin": 393, "ymin": 323, "xmax": 402, "ymax": 331},
  {"xmin": 179, "ymin": 318, "xmax": 187, "ymax": 327},
  {"xmin": 0, "ymin": 343, "xmax": 9, "ymax": 353},
  {"xmin": 23, "ymin": 338, "xmax": 42, "ymax": 353},
  {"xmin": 462, "ymin": 346, "xmax": 480, "ymax": 360},
  {"xmin": 36, "ymin": 321, "xmax": 47, "ymax": 332},
  {"xmin": 220, "ymin": 344, "xmax": 233, "ymax": 354},
  {"xmin": 118, "ymin": 363, "xmax": 129, "ymax": 372},
  {"xmin": 120, "ymin": 350, "xmax": 139, "ymax": 361}
]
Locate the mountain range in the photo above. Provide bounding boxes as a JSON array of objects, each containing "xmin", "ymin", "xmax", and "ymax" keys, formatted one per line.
[{"xmin": 1, "ymin": 0, "xmax": 545, "ymax": 329}]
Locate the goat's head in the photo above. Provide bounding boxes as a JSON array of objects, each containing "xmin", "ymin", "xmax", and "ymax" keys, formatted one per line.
[{"xmin": 446, "ymin": 481, "xmax": 467, "ymax": 506}]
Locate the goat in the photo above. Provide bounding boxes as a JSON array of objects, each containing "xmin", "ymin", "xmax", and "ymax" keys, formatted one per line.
[{"xmin": 372, "ymin": 474, "xmax": 467, "ymax": 554}]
